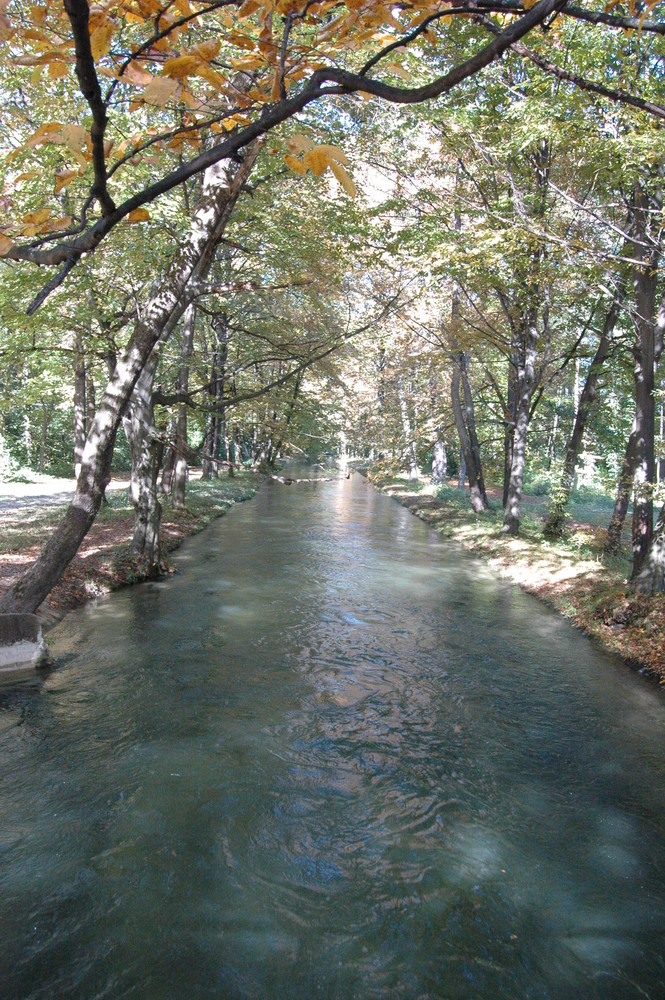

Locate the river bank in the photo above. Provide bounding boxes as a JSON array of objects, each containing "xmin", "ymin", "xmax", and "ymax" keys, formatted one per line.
[
  {"xmin": 365, "ymin": 468, "xmax": 665, "ymax": 682},
  {"xmin": 0, "ymin": 471, "xmax": 260, "ymax": 629}
]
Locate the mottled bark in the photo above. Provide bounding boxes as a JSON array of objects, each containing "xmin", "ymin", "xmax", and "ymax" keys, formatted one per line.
[
  {"xmin": 397, "ymin": 374, "xmax": 419, "ymax": 479},
  {"xmin": 126, "ymin": 354, "xmax": 165, "ymax": 573},
  {"xmin": 74, "ymin": 342, "xmax": 86, "ymax": 478},
  {"xmin": 173, "ymin": 303, "xmax": 197, "ymax": 508},
  {"xmin": 633, "ymin": 503, "xmax": 665, "ymax": 594},
  {"xmin": 451, "ymin": 353, "xmax": 488, "ymax": 513},
  {"xmin": 431, "ymin": 439, "xmax": 447, "ymax": 483},
  {"xmin": 630, "ymin": 261, "xmax": 660, "ymax": 576},
  {"xmin": 503, "ymin": 315, "xmax": 540, "ymax": 535},
  {"xmin": 502, "ymin": 358, "xmax": 518, "ymax": 508},
  {"xmin": 605, "ymin": 422, "xmax": 639, "ymax": 555}
]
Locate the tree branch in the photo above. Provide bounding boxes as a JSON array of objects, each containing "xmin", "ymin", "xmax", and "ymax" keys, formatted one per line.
[{"xmin": 63, "ymin": 0, "xmax": 115, "ymax": 216}]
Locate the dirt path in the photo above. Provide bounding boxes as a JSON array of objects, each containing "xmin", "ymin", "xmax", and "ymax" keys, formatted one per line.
[{"xmin": 0, "ymin": 475, "xmax": 130, "ymax": 512}]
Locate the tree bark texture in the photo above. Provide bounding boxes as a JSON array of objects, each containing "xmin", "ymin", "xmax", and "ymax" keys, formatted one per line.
[
  {"xmin": 431, "ymin": 439, "xmax": 447, "ymax": 483},
  {"xmin": 503, "ymin": 314, "xmax": 540, "ymax": 535},
  {"xmin": 397, "ymin": 374, "xmax": 419, "ymax": 479},
  {"xmin": 125, "ymin": 353, "xmax": 165, "ymax": 573},
  {"xmin": 633, "ymin": 503, "xmax": 665, "ymax": 594},
  {"xmin": 74, "ymin": 339, "xmax": 86, "ymax": 478},
  {"xmin": 173, "ymin": 303, "xmax": 197, "ymax": 508},
  {"xmin": 450, "ymin": 353, "xmax": 488, "ymax": 513}
]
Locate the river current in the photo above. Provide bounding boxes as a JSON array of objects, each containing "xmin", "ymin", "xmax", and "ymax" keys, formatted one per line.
[{"xmin": 2, "ymin": 473, "xmax": 665, "ymax": 999}]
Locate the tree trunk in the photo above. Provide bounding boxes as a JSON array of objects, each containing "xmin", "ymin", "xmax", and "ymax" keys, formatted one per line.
[
  {"xmin": 460, "ymin": 349, "xmax": 488, "ymax": 508},
  {"xmin": 74, "ymin": 341, "xmax": 86, "ymax": 478},
  {"xmin": 173, "ymin": 303, "xmax": 197, "ymax": 508},
  {"xmin": 502, "ymin": 357, "xmax": 518, "ymax": 508},
  {"xmin": 0, "ymin": 144, "xmax": 262, "ymax": 614},
  {"xmin": 271, "ymin": 372, "xmax": 303, "ymax": 463},
  {"xmin": 605, "ymin": 422, "xmax": 639, "ymax": 554},
  {"xmin": 544, "ymin": 289, "xmax": 624, "ymax": 538},
  {"xmin": 630, "ymin": 269, "xmax": 660, "ymax": 577},
  {"xmin": 397, "ymin": 374, "xmax": 419, "ymax": 479},
  {"xmin": 451, "ymin": 354, "xmax": 487, "ymax": 513},
  {"xmin": 502, "ymin": 316, "xmax": 539, "ymax": 535},
  {"xmin": 126, "ymin": 354, "xmax": 165, "ymax": 573},
  {"xmin": 633, "ymin": 503, "xmax": 665, "ymax": 594},
  {"xmin": 431, "ymin": 439, "xmax": 447, "ymax": 483},
  {"xmin": 160, "ymin": 419, "xmax": 177, "ymax": 495},
  {"xmin": 38, "ymin": 400, "xmax": 51, "ymax": 473}
]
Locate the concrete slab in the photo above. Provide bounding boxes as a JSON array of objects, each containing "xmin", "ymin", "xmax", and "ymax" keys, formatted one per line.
[{"xmin": 0, "ymin": 614, "xmax": 51, "ymax": 675}]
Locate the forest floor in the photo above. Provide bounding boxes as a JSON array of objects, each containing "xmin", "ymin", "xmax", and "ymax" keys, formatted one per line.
[
  {"xmin": 366, "ymin": 469, "xmax": 665, "ymax": 683},
  {"xmin": 0, "ymin": 471, "xmax": 260, "ymax": 629}
]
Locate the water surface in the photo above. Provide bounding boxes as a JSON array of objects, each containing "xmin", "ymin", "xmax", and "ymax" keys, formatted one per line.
[{"xmin": 2, "ymin": 474, "xmax": 665, "ymax": 999}]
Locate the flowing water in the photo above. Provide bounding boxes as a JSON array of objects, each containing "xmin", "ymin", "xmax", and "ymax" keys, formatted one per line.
[{"xmin": 2, "ymin": 473, "xmax": 665, "ymax": 999}]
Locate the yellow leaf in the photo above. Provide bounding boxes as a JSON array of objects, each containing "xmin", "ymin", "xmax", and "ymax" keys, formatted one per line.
[
  {"xmin": 127, "ymin": 208, "xmax": 151, "ymax": 223},
  {"xmin": 90, "ymin": 21, "xmax": 114, "ymax": 61},
  {"xmin": 121, "ymin": 62, "xmax": 153, "ymax": 87},
  {"xmin": 284, "ymin": 154, "xmax": 306, "ymax": 176},
  {"xmin": 174, "ymin": 0, "xmax": 193, "ymax": 13},
  {"xmin": 303, "ymin": 147, "xmax": 330, "ymax": 177},
  {"xmin": 162, "ymin": 54, "xmax": 200, "ymax": 78},
  {"xmin": 195, "ymin": 39, "xmax": 220, "ymax": 60},
  {"xmin": 330, "ymin": 160, "xmax": 356, "ymax": 198},
  {"xmin": 22, "ymin": 207, "xmax": 51, "ymax": 225},
  {"xmin": 54, "ymin": 167, "xmax": 78, "ymax": 194},
  {"xmin": 0, "ymin": 234, "xmax": 14, "ymax": 255},
  {"xmin": 313, "ymin": 143, "xmax": 349, "ymax": 166},
  {"xmin": 143, "ymin": 76, "xmax": 178, "ymax": 105},
  {"xmin": 385, "ymin": 61, "xmax": 410, "ymax": 81},
  {"xmin": 48, "ymin": 215, "xmax": 72, "ymax": 229},
  {"xmin": 288, "ymin": 133, "xmax": 315, "ymax": 154},
  {"xmin": 14, "ymin": 170, "xmax": 40, "ymax": 184},
  {"xmin": 25, "ymin": 121, "xmax": 65, "ymax": 148},
  {"xmin": 59, "ymin": 123, "xmax": 87, "ymax": 151},
  {"xmin": 48, "ymin": 60, "xmax": 68, "ymax": 79}
]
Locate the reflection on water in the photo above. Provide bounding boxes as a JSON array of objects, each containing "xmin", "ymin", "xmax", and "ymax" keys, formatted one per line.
[{"xmin": 2, "ymin": 473, "xmax": 665, "ymax": 999}]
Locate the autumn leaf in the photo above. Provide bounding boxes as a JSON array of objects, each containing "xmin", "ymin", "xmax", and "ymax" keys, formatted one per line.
[
  {"xmin": 127, "ymin": 208, "xmax": 151, "ymax": 223},
  {"xmin": 22, "ymin": 207, "xmax": 51, "ymax": 225},
  {"xmin": 143, "ymin": 76, "xmax": 178, "ymax": 106},
  {"xmin": 54, "ymin": 167, "xmax": 78, "ymax": 194},
  {"xmin": 0, "ymin": 234, "xmax": 14, "ymax": 254},
  {"xmin": 303, "ymin": 148, "xmax": 330, "ymax": 177},
  {"xmin": 330, "ymin": 160, "xmax": 356, "ymax": 199},
  {"xmin": 284, "ymin": 154, "xmax": 307, "ymax": 176},
  {"xmin": 90, "ymin": 21, "xmax": 114, "ymax": 61}
]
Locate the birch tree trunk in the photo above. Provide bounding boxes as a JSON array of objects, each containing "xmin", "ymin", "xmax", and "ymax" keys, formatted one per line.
[
  {"xmin": 125, "ymin": 353, "xmax": 165, "ymax": 573},
  {"xmin": 173, "ymin": 303, "xmax": 197, "ymax": 508},
  {"xmin": 73, "ymin": 340, "xmax": 86, "ymax": 478}
]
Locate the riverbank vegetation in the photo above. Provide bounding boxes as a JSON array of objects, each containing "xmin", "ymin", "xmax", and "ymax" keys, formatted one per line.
[{"xmin": 0, "ymin": 0, "xmax": 665, "ymax": 662}]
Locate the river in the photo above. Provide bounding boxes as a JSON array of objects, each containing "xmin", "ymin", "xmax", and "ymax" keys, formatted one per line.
[{"xmin": 2, "ymin": 473, "xmax": 665, "ymax": 999}]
